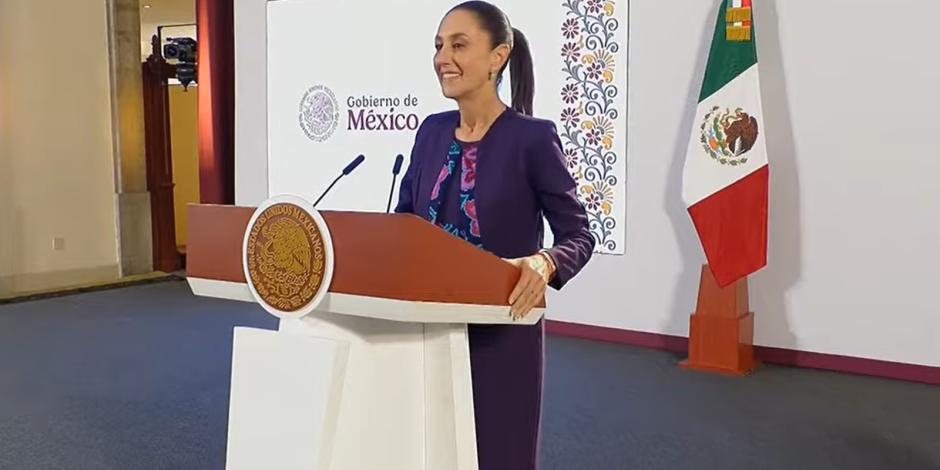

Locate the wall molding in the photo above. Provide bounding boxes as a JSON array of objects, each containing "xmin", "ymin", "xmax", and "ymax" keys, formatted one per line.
[
  {"xmin": 546, "ymin": 320, "xmax": 939, "ymax": 386},
  {"xmin": 0, "ymin": 264, "xmax": 122, "ymax": 298}
]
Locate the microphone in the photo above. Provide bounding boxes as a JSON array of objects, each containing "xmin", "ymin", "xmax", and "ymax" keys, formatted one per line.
[
  {"xmin": 386, "ymin": 154, "xmax": 405, "ymax": 213},
  {"xmin": 314, "ymin": 154, "xmax": 365, "ymax": 207},
  {"xmin": 343, "ymin": 154, "xmax": 366, "ymax": 175}
]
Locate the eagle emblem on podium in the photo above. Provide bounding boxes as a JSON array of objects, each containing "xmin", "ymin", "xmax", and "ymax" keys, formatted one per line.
[{"xmin": 245, "ymin": 202, "xmax": 327, "ymax": 313}]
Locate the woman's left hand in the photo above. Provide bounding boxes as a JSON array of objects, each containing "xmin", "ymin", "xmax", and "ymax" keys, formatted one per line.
[{"xmin": 505, "ymin": 253, "xmax": 556, "ymax": 320}]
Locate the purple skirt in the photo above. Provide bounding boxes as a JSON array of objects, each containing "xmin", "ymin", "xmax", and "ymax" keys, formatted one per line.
[{"xmin": 468, "ymin": 318, "xmax": 544, "ymax": 470}]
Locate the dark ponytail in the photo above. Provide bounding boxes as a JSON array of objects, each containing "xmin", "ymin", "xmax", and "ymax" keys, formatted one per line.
[
  {"xmin": 507, "ymin": 28, "xmax": 534, "ymax": 116},
  {"xmin": 450, "ymin": 1, "xmax": 536, "ymax": 116}
]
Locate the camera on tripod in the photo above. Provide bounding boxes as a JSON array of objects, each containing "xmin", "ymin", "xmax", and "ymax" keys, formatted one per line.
[{"xmin": 163, "ymin": 37, "xmax": 197, "ymax": 90}]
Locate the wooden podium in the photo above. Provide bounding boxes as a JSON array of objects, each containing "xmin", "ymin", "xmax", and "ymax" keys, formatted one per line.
[{"xmin": 186, "ymin": 199, "xmax": 542, "ymax": 470}]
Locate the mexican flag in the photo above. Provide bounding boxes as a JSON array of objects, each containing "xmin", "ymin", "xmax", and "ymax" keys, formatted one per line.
[{"xmin": 682, "ymin": 0, "xmax": 768, "ymax": 287}]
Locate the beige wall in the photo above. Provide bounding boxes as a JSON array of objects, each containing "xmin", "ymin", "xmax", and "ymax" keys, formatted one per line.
[
  {"xmin": 169, "ymin": 84, "xmax": 200, "ymax": 249},
  {"xmin": 0, "ymin": 0, "xmax": 120, "ymax": 294}
]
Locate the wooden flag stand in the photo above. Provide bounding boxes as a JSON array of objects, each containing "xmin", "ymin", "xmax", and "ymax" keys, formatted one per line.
[{"xmin": 680, "ymin": 265, "xmax": 757, "ymax": 375}]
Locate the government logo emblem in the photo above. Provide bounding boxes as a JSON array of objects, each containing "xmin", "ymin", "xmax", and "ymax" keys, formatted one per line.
[
  {"xmin": 299, "ymin": 85, "xmax": 339, "ymax": 142},
  {"xmin": 243, "ymin": 196, "xmax": 334, "ymax": 318},
  {"xmin": 700, "ymin": 106, "xmax": 759, "ymax": 166}
]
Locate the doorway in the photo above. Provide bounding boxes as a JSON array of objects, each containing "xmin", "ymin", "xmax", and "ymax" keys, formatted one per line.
[{"xmin": 140, "ymin": 1, "xmax": 199, "ymax": 272}]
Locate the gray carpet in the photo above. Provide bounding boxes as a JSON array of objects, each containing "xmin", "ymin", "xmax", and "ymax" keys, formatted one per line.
[{"xmin": 0, "ymin": 280, "xmax": 936, "ymax": 470}]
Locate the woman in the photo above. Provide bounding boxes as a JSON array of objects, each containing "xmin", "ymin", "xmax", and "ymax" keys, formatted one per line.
[{"xmin": 395, "ymin": 2, "xmax": 594, "ymax": 468}]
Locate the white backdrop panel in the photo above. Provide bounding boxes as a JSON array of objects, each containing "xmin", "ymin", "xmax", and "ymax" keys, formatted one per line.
[{"xmin": 267, "ymin": 0, "xmax": 627, "ymax": 253}]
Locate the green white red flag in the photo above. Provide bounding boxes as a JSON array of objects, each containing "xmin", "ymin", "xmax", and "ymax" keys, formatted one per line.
[{"xmin": 682, "ymin": 0, "xmax": 768, "ymax": 287}]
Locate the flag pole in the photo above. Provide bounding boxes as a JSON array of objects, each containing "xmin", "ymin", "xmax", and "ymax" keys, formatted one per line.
[{"xmin": 678, "ymin": 0, "xmax": 764, "ymax": 376}]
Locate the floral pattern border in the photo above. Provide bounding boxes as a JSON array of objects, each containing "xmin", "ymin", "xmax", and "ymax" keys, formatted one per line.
[{"xmin": 560, "ymin": 0, "xmax": 623, "ymax": 253}]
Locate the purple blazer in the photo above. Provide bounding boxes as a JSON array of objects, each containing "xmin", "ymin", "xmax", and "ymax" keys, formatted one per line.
[{"xmin": 395, "ymin": 109, "xmax": 594, "ymax": 289}]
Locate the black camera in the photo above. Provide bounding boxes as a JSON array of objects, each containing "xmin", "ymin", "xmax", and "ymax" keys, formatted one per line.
[
  {"xmin": 163, "ymin": 37, "xmax": 197, "ymax": 89},
  {"xmin": 163, "ymin": 37, "xmax": 196, "ymax": 63}
]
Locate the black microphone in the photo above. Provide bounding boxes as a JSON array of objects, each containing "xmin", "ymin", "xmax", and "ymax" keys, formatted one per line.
[
  {"xmin": 343, "ymin": 154, "xmax": 366, "ymax": 175},
  {"xmin": 314, "ymin": 154, "xmax": 365, "ymax": 207},
  {"xmin": 386, "ymin": 154, "xmax": 405, "ymax": 213}
]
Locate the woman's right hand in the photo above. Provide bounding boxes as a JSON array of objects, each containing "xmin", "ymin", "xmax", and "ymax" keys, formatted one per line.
[{"xmin": 504, "ymin": 253, "xmax": 554, "ymax": 320}]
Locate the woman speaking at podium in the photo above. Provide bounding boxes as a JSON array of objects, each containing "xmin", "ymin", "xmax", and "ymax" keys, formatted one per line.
[{"xmin": 395, "ymin": 2, "xmax": 594, "ymax": 468}]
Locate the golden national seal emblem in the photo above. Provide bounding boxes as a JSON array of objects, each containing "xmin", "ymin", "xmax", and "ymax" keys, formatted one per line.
[{"xmin": 244, "ymin": 199, "xmax": 331, "ymax": 316}]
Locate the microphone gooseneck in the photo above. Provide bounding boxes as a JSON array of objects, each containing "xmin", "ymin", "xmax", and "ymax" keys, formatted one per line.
[
  {"xmin": 314, "ymin": 154, "xmax": 366, "ymax": 207},
  {"xmin": 386, "ymin": 154, "xmax": 405, "ymax": 213}
]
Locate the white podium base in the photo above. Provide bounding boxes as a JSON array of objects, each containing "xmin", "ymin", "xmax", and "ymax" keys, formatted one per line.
[
  {"xmin": 225, "ymin": 311, "xmax": 479, "ymax": 470},
  {"xmin": 225, "ymin": 327, "xmax": 348, "ymax": 470}
]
